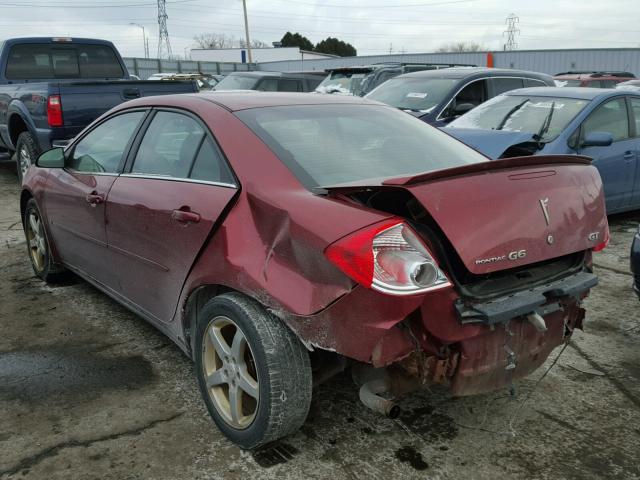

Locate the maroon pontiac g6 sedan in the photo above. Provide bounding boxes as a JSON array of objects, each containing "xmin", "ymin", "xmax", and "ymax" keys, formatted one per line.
[{"xmin": 21, "ymin": 92, "xmax": 608, "ymax": 449}]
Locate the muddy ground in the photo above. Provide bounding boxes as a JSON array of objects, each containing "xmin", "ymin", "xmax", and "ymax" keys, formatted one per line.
[{"xmin": 0, "ymin": 161, "xmax": 639, "ymax": 480}]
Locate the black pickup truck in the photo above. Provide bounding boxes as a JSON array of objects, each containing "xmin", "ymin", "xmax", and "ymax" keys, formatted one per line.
[{"xmin": 0, "ymin": 37, "xmax": 198, "ymax": 181}]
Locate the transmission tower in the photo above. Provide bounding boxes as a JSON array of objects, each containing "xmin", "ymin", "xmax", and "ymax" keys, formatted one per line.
[
  {"xmin": 503, "ymin": 13, "xmax": 520, "ymax": 51},
  {"xmin": 157, "ymin": 0, "xmax": 172, "ymax": 59}
]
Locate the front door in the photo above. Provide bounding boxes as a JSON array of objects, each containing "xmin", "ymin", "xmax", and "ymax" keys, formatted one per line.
[
  {"xmin": 105, "ymin": 110, "xmax": 237, "ymax": 323},
  {"xmin": 579, "ymin": 97, "xmax": 636, "ymax": 213},
  {"xmin": 44, "ymin": 110, "xmax": 146, "ymax": 286}
]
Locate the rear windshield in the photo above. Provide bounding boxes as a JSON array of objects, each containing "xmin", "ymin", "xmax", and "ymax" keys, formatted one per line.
[
  {"xmin": 214, "ymin": 74, "xmax": 260, "ymax": 90},
  {"xmin": 448, "ymin": 94, "xmax": 589, "ymax": 142},
  {"xmin": 236, "ymin": 104, "xmax": 487, "ymax": 188},
  {"xmin": 366, "ymin": 77, "xmax": 459, "ymax": 113},
  {"xmin": 5, "ymin": 43, "xmax": 124, "ymax": 79}
]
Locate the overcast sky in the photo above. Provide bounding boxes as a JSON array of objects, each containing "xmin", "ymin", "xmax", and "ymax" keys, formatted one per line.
[{"xmin": 1, "ymin": 0, "xmax": 639, "ymax": 58}]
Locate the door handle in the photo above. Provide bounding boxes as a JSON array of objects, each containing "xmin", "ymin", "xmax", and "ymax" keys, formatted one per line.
[
  {"xmin": 171, "ymin": 209, "xmax": 201, "ymax": 224},
  {"xmin": 623, "ymin": 151, "xmax": 635, "ymax": 160},
  {"xmin": 86, "ymin": 193, "xmax": 104, "ymax": 207},
  {"xmin": 123, "ymin": 88, "xmax": 141, "ymax": 99}
]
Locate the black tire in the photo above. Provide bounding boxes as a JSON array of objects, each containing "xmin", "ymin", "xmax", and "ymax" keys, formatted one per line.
[
  {"xmin": 23, "ymin": 198, "xmax": 67, "ymax": 282},
  {"xmin": 15, "ymin": 131, "xmax": 40, "ymax": 184},
  {"xmin": 194, "ymin": 292, "xmax": 312, "ymax": 449}
]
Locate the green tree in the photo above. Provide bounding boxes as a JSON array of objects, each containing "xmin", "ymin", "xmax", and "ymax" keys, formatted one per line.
[
  {"xmin": 314, "ymin": 37, "xmax": 357, "ymax": 57},
  {"xmin": 280, "ymin": 31, "xmax": 314, "ymax": 51}
]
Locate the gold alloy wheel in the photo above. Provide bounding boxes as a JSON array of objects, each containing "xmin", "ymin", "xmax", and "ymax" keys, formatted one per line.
[
  {"xmin": 202, "ymin": 316, "xmax": 259, "ymax": 429},
  {"xmin": 25, "ymin": 210, "xmax": 46, "ymax": 272}
]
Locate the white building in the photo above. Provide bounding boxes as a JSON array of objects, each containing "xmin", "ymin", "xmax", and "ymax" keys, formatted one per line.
[{"xmin": 190, "ymin": 47, "xmax": 337, "ymax": 64}]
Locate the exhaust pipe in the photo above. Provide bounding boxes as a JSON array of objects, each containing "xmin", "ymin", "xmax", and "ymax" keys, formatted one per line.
[{"xmin": 359, "ymin": 377, "xmax": 401, "ymax": 419}]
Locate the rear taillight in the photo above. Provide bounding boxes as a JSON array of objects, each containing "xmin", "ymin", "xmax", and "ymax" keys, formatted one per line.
[
  {"xmin": 593, "ymin": 227, "xmax": 610, "ymax": 252},
  {"xmin": 47, "ymin": 95, "xmax": 63, "ymax": 127},
  {"xmin": 325, "ymin": 219, "xmax": 451, "ymax": 296}
]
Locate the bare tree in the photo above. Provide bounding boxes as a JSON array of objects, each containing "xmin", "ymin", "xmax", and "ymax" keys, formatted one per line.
[
  {"xmin": 193, "ymin": 33, "xmax": 237, "ymax": 49},
  {"xmin": 435, "ymin": 41, "xmax": 486, "ymax": 53},
  {"xmin": 194, "ymin": 33, "xmax": 270, "ymax": 49}
]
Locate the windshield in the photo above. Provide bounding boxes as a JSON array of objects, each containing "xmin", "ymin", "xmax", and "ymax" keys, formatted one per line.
[
  {"xmin": 236, "ymin": 104, "xmax": 487, "ymax": 189},
  {"xmin": 316, "ymin": 72, "xmax": 368, "ymax": 95},
  {"xmin": 365, "ymin": 77, "xmax": 459, "ymax": 112},
  {"xmin": 448, "ymin": 95, "xmax": 589, "ymax": 142},
  {"xmin": 214, "ymin": 74, "xmax": 259, "ymax": 91}
]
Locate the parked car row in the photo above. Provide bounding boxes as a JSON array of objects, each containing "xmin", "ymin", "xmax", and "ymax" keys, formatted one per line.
[{"xmin": 6, "ymin": 35, "xmax": 638, "ymax": 452}]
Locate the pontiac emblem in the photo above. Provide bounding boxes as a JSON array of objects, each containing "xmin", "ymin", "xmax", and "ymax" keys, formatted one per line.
[{"xmin": 539, "ymin": 198, "xmax": 550, "ymax": 226}]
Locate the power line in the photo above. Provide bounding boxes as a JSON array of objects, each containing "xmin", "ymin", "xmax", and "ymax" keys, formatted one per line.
[
  {"xmin": 503, "ymin": 13, "xmax": 520, "ymax": 51},
  {"xmin": 157, "ymin": 0, "xmax": 172, "ymax": 59},
  {"xmin": 0, "ymin": 0, "xmax": 194, "ymax": 6}
]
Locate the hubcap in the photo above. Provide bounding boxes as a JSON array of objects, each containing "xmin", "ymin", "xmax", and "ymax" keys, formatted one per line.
[
  {"xmin": 19, "ymin": 147, "xmax": 31, "ymax": 176},
  {"xmin": 202, "ymin": 316, "xmax": 259, "ymax": 429},
  {"xmin": 25, "ymin": 211, "xmax": 46, "ymax": 272}
]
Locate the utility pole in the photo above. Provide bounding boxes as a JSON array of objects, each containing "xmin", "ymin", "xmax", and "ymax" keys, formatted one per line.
[
  {"xmin": 157, "ymin": 0, "xmax": 172, "ymax": 59},
  {"xmin": 503, "ymin": 13, "xmax": 520, "ymax": 51},
  {"xmin": 242, "ymin": 0, "xmax": 252, "ymax": 64},
  {"xmin": 130, "ymin": 23, "xmax": 148, "ymax": 58}
]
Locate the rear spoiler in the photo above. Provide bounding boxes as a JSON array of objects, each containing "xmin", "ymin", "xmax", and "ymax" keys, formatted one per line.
[{"xmin": 316, "ymin": 155, "xmax": 593, "ymax": 193}]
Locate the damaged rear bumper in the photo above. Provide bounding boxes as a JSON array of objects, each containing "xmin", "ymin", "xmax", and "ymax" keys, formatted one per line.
[{"xmin": 454, "ymin": 270, "xmax": 597, "ymax": 325}]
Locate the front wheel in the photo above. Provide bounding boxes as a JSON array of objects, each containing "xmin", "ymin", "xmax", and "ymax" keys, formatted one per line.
[
  {"xmin": 194, "ymin": 292, "xmax": 312, "ymax": 449},
  {"xmin": 23, "ymin": 198, "xmax": 67, "ymax": 282},
  {"xmin": 15, "ymin": 132, "xmax": 40, "ymax": 184}
]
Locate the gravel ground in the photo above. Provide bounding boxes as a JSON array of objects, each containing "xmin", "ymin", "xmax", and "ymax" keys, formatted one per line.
[{"xmin": 0, "ymin": 161, "xmax": 639, "ymax": 480}]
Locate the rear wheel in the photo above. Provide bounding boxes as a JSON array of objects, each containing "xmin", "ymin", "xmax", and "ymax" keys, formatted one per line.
[
  {"xmin": 15, "ymin": 132, "xmax": 40, "ymax": 184},
  {"xmin": 23, "ymin": 198, "xmax": 66, "ymax": 282},
  {"xmin": 194, "ymin": 292, "xmax": 312, "ymax": 449}
]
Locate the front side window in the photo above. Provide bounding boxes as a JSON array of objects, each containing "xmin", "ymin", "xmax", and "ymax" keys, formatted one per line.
[
  {"xmin": 278, "ymin": 79, "xmax": 301, "ymax": 92},
  {"xmin": 582, "ymin": 98, "xmax": 630, "ymax": 142},
  {"xmin": 68, "ymin": 111, "xmax": 145, "ymax": 173},
  {"xmin": 490, "ymin": 77, "xmax": 524, "ymax": 95},
  {"xmin": 256, "ymin": 78, "xmax": 278, "ymax": 91},
  {"xmin": 131, "ymin": 111, "xmax": 205, "ymax": 178},
  {"xmin": 449, "ymin": 94, "xmax": 590, "ymax": 143},
  {"xmin": 236, "ymin": 104, "xmax": 487, "ymax": 189}
]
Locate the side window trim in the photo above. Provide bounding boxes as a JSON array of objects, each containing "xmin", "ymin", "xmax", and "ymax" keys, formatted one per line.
[
  {"xmin": 625, "ymin": 96, "xmax": 638, "ymax": 138},
  {"xmin": 122, "ymin": 106, "xmax": 239, "ymax": 188},
  {"xmin": 65, "ymin": 108, "xmax": 150, "ymax": 175}
]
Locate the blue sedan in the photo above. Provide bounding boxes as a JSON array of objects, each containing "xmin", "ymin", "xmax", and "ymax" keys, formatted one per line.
[{"xmin": 445, "ymin": 87, "xmax": 640, "ymax": 214}]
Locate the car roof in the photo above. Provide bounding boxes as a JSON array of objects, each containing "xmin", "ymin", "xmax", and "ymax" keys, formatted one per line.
[
  {"xmin": 125, "ymin": 91, "xmax": 382, "ymax": 112},
  {"xmin": 503, "ymin": 86, "xmax": 634, "ymax": 100},
  {"xmin": 397, "ymin": 67, "xmax": 550, "ymax": 80},
  {"xmin": 226, "ymin": 71, "xmax": 319, "ymax": 79}
]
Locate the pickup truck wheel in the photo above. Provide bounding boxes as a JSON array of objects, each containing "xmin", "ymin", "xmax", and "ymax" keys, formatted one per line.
[
  {"xmin": 16, "ymin": 132, "xmax": 40, "ymax": 183},
  {"xmin": 194, "ymin": 292, "xmax": 312, "ymax": 449},
  {"xmin": 23, "ymin": 198, "xmax": 67, "ymax": 282}
]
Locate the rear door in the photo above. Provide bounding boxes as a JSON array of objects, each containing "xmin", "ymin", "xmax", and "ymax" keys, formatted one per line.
[
  {"xmin": 44, "ymin": 110, "xmax": 146, "ymax": 286},
  {"xmin": 579, "ymin": 97, "xmax": 635, "ymax": 213},
  {"xmin": 105, "ymin": 109, "xmax": 237, "ymax": 323},
  {"xmin": 628, "ymin": 96, "xmax": 640, "ymax": 208}
]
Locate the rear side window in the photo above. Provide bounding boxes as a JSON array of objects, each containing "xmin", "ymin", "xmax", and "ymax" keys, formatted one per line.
[
  {"xmin": 490, "ymin": 77, "xmax": 524, "ymax": 95},
  {"xmin": 189, "ymin": 137, "xmax": 234, "ymax": 184},
  {"xmin": 5, "ymin": 43, "xmax": 124, "ymax": 79},
  {"xmin": 68, "ymin": 111, "xmax": 145, "ymax": 173},
  {"xmin": 629, "ymin": 97, "xmax": 640, "ymax": 137},
  {"xmin": 278, "ymin": 79, "xmax": 301, "ymax": 92},
  {"xmin": 236, "ymin": 104, "xmax": 487, "ymax": 189},
  {"xmin": 132, "ymin": 111, "xmax": 205, "ymax": 178},
  {"xmin": 582, "ymin": 98, "xmax": 630, "ymax": 142}
]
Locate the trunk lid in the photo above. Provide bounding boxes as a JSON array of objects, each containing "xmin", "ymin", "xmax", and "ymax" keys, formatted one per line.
[{"xmin": 326, "ymin": 155, "xmax": 608, "ymax": 275}]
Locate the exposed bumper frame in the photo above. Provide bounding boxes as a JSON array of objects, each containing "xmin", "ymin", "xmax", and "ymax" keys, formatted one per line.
[{"xmin": 455, "ymin": 270, "xmax": 597, "ymax": 325}]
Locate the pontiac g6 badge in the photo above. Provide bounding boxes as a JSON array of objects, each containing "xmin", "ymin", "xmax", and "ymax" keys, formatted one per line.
[
  {"xmin": 539, "ymin": 197, "xmax": 550, "ymax": 226},
  {"xmin": 475, "ymin": 250, "xmax": 527, "ymax": 265}
]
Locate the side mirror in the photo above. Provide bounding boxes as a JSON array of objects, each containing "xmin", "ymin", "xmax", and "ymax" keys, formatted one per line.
[
  {"xmin": 454, "ymin": 102, "xmax": 475, "ymax": 116},
  {"xmin": 581, "ymin": 131, "xmax": 613, "ymax": 148},
  {"xmin": 36, "ymin": 147, "xmax": 65, "ymax": 168}
]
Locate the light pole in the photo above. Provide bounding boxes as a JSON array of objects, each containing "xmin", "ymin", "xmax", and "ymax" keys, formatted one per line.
[
  {"xmin": 241, "ymin": 0, "xmax": 252, "ymax": 64},
  {"xmin": 130, "ymin": 23, "xmax": 149, "ymax": 58}
]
